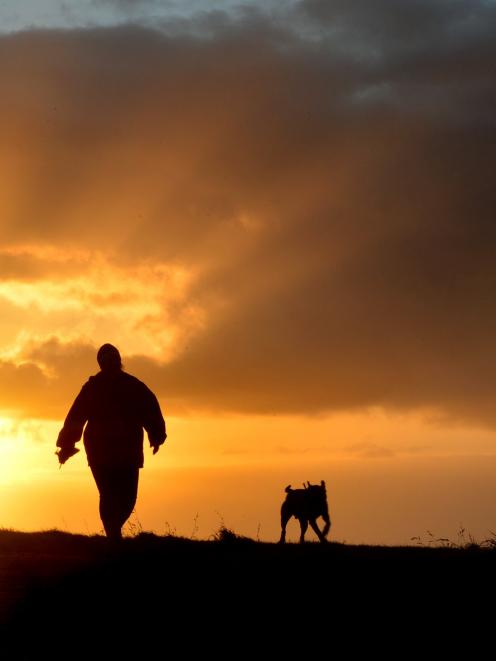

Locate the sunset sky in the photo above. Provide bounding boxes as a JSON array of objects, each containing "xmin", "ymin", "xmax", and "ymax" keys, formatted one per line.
[{"xmin": 0, "ymin": 0, "xmax": 495, "ymax": 544}]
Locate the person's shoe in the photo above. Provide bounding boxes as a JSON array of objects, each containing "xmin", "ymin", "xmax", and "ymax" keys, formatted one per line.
[{"xmin": 105, "ymin": 526, "xmax": 123, "ymax": 543}]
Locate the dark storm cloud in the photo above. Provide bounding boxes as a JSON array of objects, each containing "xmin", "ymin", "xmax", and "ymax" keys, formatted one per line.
[{"xmin": 0, "ymin": 1, "xmax": 495, "ymax": 424}]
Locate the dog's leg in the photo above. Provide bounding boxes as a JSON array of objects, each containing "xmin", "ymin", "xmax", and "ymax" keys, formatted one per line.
[
  {"xmin": 321, "ymin": 511, "xmax": 331, "ymax": 538},
  {"xmin": 298, "ymin": 518, "xmax": 308, "ymax": 543},
  {"xmin": 309, "ymin": 518, "xmax": 328, "ymax": 543},
  {"xmin": 279, "ymin": 504, "xmax": 291, "ymax": 543}
]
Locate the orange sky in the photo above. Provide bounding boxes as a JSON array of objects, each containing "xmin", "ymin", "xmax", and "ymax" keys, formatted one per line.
[{"xmin": 0, "ymin": 2, "xmax": 495, "ymax": 543}]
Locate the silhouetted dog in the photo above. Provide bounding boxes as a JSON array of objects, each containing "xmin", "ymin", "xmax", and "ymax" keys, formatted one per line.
[{"xmin": 279, "ymin": 480, "xmax": 331, "ymax": 543}]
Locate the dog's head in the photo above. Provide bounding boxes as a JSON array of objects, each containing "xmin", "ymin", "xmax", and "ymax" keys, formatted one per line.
[
  {"xmin": 306, "ymin": 480, "xmax": 329, "ymax": 519},
  {"xmin": 285, "ymin": 480, "xmax": 327, "ymax": 499},
  {"xmin": 305, "ymin": 480, "xmax": 327, "ymax": 496}
]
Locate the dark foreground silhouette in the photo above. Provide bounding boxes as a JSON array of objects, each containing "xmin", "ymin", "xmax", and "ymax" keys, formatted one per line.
[{"xmin": 0, "ymin": 529, "xmax": 493, "ymax": 658}]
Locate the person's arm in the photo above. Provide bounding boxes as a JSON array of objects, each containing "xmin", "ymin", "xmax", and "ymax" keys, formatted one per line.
[
  {"xmin": 142, "ymin": 388, "xmax": 167, "ymax": 454},
  {"xmin": 56, "ymin": 383, "xmax": 90, "ymax": 464}
]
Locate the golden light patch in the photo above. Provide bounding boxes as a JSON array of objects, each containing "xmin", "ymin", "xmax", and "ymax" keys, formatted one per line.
[{"xmin": 0, "ymin": 245, "xmax": 205, "ymax": 361}]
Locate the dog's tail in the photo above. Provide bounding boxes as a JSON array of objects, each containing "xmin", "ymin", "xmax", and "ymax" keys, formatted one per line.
[{"xmin": 285, "ymin": 484, "xmax": 292, "ymax": 493}]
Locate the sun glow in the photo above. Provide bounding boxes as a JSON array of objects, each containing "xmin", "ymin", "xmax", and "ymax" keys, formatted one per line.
[{"xmin": 0, "ymin": 416, "xmax": 45, "ymax": 485}]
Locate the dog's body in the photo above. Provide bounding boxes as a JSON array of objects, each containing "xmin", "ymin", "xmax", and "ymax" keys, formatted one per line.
[{"xmin": 279, "ymin": 480, "xmax": 331, "ymax": 543}]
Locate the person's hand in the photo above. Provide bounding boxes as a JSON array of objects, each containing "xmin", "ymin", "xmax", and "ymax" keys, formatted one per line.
[
  {"xmin": 152, "ymin": 434, "xmax": 166, "ymax": 455},
  {"xmin": 56, "ymin": 446, "xmax": 80, "ymax": 465}
]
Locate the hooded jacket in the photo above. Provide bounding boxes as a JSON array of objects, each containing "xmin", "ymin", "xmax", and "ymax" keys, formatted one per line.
[{"xmin": 56, "ymin": 370, "xmax": 166, "ymax": 468}]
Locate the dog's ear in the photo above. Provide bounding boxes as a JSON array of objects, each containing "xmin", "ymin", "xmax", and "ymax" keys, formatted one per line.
[
  {"xmin": 285, "ymin": 484, "xmax": 292, "ymax": 493},
  {"xmin": 321, "ymin": 480, "xmax": 326, "ymax": 489}
]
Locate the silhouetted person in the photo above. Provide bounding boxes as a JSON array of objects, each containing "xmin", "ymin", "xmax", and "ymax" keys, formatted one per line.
[{"xmin": 56, "ymin": 344, "xmax": 167, "ymax": 540}]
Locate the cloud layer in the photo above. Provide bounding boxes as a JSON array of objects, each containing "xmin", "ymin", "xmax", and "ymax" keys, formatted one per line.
[{"xmin": 0, "ymin": 2, "xmax": 495, "ymax": 423}]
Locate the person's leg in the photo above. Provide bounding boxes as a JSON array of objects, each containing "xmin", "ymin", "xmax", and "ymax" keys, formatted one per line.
[
  {"xmin": 90, "ymin": 465, "xmax": 140, "ymax": 540},
  {"xmin": 113, "ymin": 466, "xmax": 140, "ymax": 532},
  {"xmin": 90, "ymin": 465, "xmax": 122, "ymax": 540}
]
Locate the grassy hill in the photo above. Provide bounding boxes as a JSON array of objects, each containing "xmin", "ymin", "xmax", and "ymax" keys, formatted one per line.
[{"xmin": 0, "ymin": 528, "xmax": 493, "ymax": 658}]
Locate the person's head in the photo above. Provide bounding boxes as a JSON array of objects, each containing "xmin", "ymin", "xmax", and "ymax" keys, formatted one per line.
[{"xmin": 97, "ymin": 343, "xmax": 122, "ymax": 372}]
